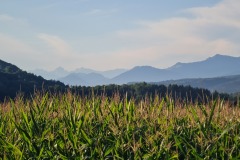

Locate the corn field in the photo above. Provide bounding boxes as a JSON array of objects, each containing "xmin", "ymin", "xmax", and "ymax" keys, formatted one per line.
[{"xmin": 0, "ymin": 92, "xmax": 240, "ymax": 159}]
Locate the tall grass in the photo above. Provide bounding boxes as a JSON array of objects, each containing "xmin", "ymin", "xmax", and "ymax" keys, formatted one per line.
[{"xmin": 0, "ymin": 92, "xmax": 240, "ymax": 159}]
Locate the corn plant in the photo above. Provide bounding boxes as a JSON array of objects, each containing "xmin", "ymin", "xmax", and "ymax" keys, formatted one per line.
[{"xmin": 0, "ymin": 92, "xmax": 240, "ymax": 159}]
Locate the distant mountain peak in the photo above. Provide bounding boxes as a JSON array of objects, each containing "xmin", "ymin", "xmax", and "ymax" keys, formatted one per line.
[
  {"xmin": 29, "ymin": 54, "xmax": 240, "ymax": 86},
  {"xmin": 205, "ymin": 54, "xmax": 240, "ymax": 64},
  {"xmin": 169, "ymin": 62, "xmax": 183, "ymax": 69},
  {"xmin": 132, "ymin": 65, "xmax": 158, "ymax": 70},
  {"xmin": 74, "ymin": 67, "xmax": 96, "ymax": 74},
  {"xmin": 169, "ymin": 54, "xmax": 236, "ymax": 70},
  {"xmin": 209, "ymin": 54, "xmax": 238, "ymax": 59},
  {"xmin": 213, "ymin": 54, "xmax": 224, "ymax": 57},
  {"xmin": 54, "ymin": 67, "xmax": 66, "ymax": 72}
]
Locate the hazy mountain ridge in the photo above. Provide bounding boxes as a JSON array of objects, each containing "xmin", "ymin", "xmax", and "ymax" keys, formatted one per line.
[
  {"xmin": 59, "ymin": 72, "xmax": 109, "ymax": 86},
  {"xmin": 30, "ymin": 67, "xmax": 70, "ymax": 80},
  {"xmin": 111, "ymin": 66, "xmax": 178, "ymax": 84},
  {"xmin": 28, "ymin": 54, "xmax": 240, "ymax": 93},
  {"xmin": 113, "ymin": 54, "xmax": 240, "ymax": 84},
  {"xmin": 30, "ymin": 67, "xmax": 127, "ymax": 80},
  {"xmin": 166, "ymin": 54, "xmax": 240, "ymax": 78},
  {"xmin": 156, "ymin": 74, "xmax": 240, "ymax": 94}
]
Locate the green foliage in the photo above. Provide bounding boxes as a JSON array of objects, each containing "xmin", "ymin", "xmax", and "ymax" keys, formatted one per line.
[
  {"xmin": 72, "ymin": 82, "xmax": 229, "ymax": 103},
  {"xmin": 0, "ymin": 92, "xmax": 240, "ymax": 159},
  {"xmin": 0, "ymin": 59, "xmax": 21, "ymax": 73}
]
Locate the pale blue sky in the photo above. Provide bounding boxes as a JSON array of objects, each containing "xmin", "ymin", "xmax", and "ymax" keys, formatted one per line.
[{"xmin": 1, "ymin": 0, "xmax": 239, "ymax": 71}]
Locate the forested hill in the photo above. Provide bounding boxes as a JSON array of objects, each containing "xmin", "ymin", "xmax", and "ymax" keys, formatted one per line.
[
  {"xmin": 0, "ymin": 59, "xmax": 21, "ymax": 73},
  {"xmin": 0, "ymin": 59, "xmax": 66, "ymax": 101}
]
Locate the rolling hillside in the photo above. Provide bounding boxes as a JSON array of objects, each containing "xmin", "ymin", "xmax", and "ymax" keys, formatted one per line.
[{"xmin": 157, "ymin": 74, "xmax": 240, "ymax": 94}]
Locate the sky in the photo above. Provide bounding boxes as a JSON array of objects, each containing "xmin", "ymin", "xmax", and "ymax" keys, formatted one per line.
[{"xmin": 0, "ymin": 0, "xmax": 240, "ymax": 71}]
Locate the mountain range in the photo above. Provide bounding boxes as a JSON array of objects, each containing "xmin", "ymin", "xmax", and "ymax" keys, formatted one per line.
[
  {"xmin": 1, "ymin": 54, "xmax": 240, "ymax": 96},
  {"xmin": 30, "ymin": 67, "xmax": 127, "ymax": 80},
  {"xmin": 157, "ymin": 74, "xmax": 240, "ymax": 94},
  {"xmin": 112, "ymin": 54, "xmax": 240, "ymax": 84},
  {"xmin": 31, "ymin": 54, "xmax": 240, "ymax": 91}
]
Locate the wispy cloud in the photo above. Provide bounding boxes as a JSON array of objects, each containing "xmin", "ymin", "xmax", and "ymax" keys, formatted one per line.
[
  {"xmin": 38, "ymin": 33, "xmax": 75, "ymax": 57},
  {"xmin": 114, "ymin": 0, "xmax": 240, "ymax": 67},
  {"xmin": 83, "ymin": 8, "xmax": 118, "ymax": 16},
  {"xmin": 36, "ymin": 0, "xmax": 90, "ymax": 11},
  {"xmin": 0, "ymin": 14, "xmax": 15, "ymax": 21},
  {"xmin": 0, "ymin": 32, "xmax": 43, "ymax": 69},
  {"xmin": 0, "ymin": 13, "xmax": 28, "ymax": 26},
  {"xmin": 185, "ymin": 0, "xmax": 240, "ymax": 29},
  {"xmin": 1, "ymin": 0, "xmax": 239, "ymax": 71},
  {"xmin": 0, "ymin": 33, "xmax": 35, "ymax": 54}
]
